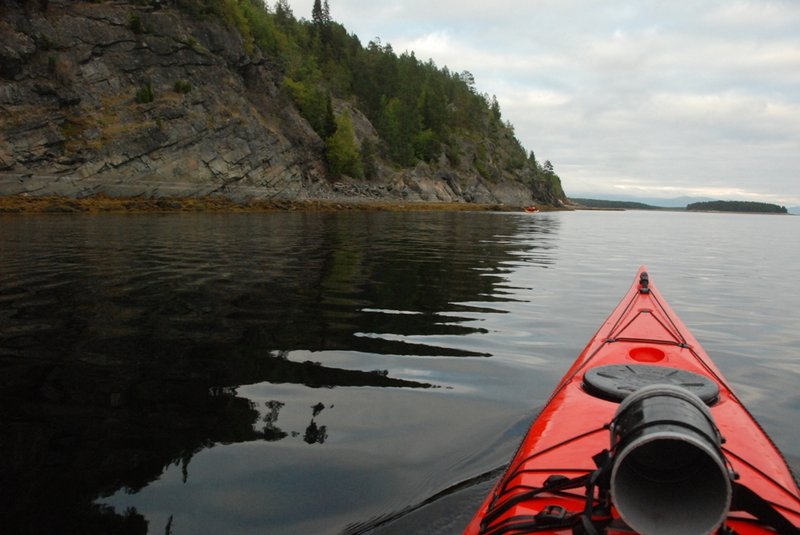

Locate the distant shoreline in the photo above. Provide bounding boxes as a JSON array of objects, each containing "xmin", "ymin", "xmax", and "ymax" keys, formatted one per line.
[
  {"xmin": 0, "ymin": 194, "xmax": 541, "ymax": 214},
  {"xmin": 683, "ymin": 210, "xmax": 792, "ymax": 215},
  {"xmin": 569, "ymin": 197, "xmax": 791, "ymax": 214}
]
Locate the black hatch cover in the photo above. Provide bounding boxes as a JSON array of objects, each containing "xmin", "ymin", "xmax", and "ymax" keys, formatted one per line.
[{"xmin": 583, "ymin": 364, "xmax": 720, "ymax": 405}]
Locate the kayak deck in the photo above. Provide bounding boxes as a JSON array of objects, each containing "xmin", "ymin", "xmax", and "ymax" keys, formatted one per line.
[{"xmin": 465, "ymin": 268, "xmax": 800, "ymax": 534}]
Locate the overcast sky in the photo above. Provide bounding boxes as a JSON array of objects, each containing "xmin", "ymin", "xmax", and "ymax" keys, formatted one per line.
[{"xmin": 285, "ymin": 1, "xmax": 800, "ymax": 205}]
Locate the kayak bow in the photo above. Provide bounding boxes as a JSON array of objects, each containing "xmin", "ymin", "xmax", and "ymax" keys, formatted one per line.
[{"xmin": 466, "ymin": 267, "xmax": 800, "ymax": 535}]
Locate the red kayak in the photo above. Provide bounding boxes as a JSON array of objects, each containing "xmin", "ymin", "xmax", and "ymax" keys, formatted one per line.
[{"xmin": 466, "ymin": 267, "xmax": 800, "ymax": 534}]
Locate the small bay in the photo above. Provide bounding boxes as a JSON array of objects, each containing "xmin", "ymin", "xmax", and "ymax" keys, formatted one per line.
[{"xmin": 1, "ymin": 210, "xmax": 797, "ymax": 534}]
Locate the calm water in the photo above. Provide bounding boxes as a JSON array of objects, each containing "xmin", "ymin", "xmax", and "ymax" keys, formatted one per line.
[{"xmin": 1, "ymin": 210, "xmax": 798, "ymax": 534}]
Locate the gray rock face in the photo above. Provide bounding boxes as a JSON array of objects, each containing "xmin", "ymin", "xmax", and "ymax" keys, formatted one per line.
[{"xmin": 0, "ymin": 1, "xmax": 559, "ymax": 206}]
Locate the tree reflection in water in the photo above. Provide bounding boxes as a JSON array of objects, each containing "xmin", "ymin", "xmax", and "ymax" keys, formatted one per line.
[
  {"xmin": 0, "ymin": 211, "xmax": 556, "ymax": 533},
  {"xmin": 303, "ymin": 402, "xmax": 328, "ymax": 444},
  {"xmin": 0, "ymin": 346, "xmax": 432, "ymax": 534},
  {"xmin": 263, "ymin": 400, "xmax": 287, "ymax": 441}
]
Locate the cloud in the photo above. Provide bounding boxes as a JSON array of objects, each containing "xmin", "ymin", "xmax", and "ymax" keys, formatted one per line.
[
  {"xmin": 707, "ymin": 0, "xmax": 800, "ymax": 33},
  {"xmin": 285, "ymin": 0, "xmax": 800, "ymax": 205}
]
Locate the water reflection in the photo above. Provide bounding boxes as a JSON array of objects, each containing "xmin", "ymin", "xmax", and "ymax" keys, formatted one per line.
[
  {"xmin": 261, "ymin": 399, "xmax": 330, "ymax": 444},
  {"xmin": 0, "ymin": 212, "xmax": 557, "ymax": 533},
  {"xmin": 263, "ymin": 400, "xmax": 287, "ymax": 441}
]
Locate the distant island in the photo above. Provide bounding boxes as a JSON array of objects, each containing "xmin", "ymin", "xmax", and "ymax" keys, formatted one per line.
[
  {"xmin": 570, "ymin": 198, "xmax": 663, "ymax": 210},
  {"xmin": 686, "ymin": 200, "xmax": 788, "ymax": 214},
  {"xmin": 570, "ymin": 197, "xmax": 790, "ymax": 214}
]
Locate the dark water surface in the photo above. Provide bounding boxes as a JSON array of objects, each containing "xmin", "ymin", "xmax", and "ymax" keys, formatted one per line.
[{"xmin": 1, "ymin": 210, "xmax": 798, "ymax": 534}]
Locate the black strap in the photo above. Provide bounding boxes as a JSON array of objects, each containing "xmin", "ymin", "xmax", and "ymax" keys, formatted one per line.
[
  {"xmin": 480, "ymin": 514, "xmax": 580, "ymax": 535},
  {"xmin": 479, "ymin": 453, "xmax": 614, "ymax": 535},
  {"xmin": 478, "ymin": 473, "xmax": 590, "ymax": 532},
  {"xmin": 730, "ymin": 482, "xmax": 800, "ymax": 535}
]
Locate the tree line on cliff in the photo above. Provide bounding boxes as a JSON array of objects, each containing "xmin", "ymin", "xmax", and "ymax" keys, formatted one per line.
[{"xmin": 169, "ymin": 0, "xmax": 564, "ymax": 196}]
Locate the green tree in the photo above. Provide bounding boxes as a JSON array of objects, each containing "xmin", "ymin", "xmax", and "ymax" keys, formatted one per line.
[
  {"xmin": 379, "ymin": 97, "xmax": 418, "ymax": 166},
  {"xmin": 322, "ymin": 0, "xmax": 330, "ymax": 23},
  {"xmin": 283, "ymin": 78, "xmax": 336, "ymax": 138},
  {"xmin": 490, "ymin": 95, "xmax": 501, "ymax": 122},
  {"xmin": 326, "ymin": 111, "xmax": 363, "ymax": 178},
  {"xmin": 241, "ymin": 0, "xmax": 280, "ymax": 54},
  {"xmin": 459, "ymin": 70, "xmax": 476, "ymax": 91},
  {"xmin": 312, "ymin": 0, "xmax": 323, "ymax": 25},
  {"xmin": 322, "ymin": 93, "xmax": 336, "ymax": 138},
  {"xmin": 312, "ymin": 0, "xmax": 331, "ymax": 28},
  {"xmin": 413, "ymin": 128, "xmax": 439, "ymax": 162},
  {"xmin": 417, "ymin": 80, "xmax": 448, "ymax": 135},
  {"xmin": 275, "ymin": 0, "xmax": 293, "ymax": 22}
]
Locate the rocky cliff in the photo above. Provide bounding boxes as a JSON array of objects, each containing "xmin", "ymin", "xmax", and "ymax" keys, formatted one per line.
[{"xmin": 0, "ymin": 0, "xmax": 565, "ymax": 206}]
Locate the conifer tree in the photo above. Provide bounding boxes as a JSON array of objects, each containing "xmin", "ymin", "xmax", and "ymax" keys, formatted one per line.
[
  {"xmin": 490, "ymin": 95, "xmax": 501, "ymax": 122},
  {"xmin": 322, "ymin": 92, "xmax": 336, "ymax": 138},
  {"xmin": 312, "ymin": 0, "xmax": 330, "ymax": 26},
  {"xmin": 312, "ymin": 0, "xmax": 323, "ymax": 25},
  {"xmin": 275, "ymin": 0, "xmax": 293, "ymax": 23},
  {"xmin": 379, "ymin": 97, "xmax": 417, "ymax": 166}
]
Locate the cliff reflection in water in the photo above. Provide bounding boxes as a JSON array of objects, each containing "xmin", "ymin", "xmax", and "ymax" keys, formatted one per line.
[{"xmin": 0, "ymin": 211, "xmax": 557, "ymax": 533}]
